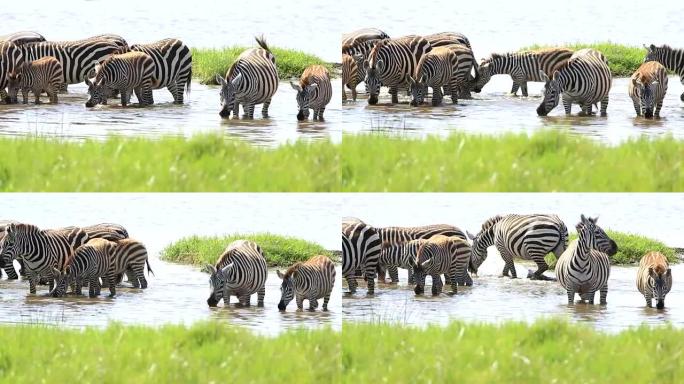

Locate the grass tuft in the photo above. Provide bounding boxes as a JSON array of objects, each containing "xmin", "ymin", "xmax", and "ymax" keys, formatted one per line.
[{"xmin": 160, "ymin": 233, "xmax": 336, "ymax": 267}]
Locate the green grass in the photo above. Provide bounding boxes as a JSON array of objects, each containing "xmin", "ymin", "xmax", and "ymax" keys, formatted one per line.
[
  {"xmin": 0, "ymin": 134, "xmax": 339, "ymax": 192},
  {"xmin": 160, "ymin": 233, "xmax": 336, "ymax": 267},
  {"xmin": 341, "ymin": 130, "xmax": 684, "ymax": 192},
  {"xmin": 192, "ymin": 47, "xmax": 334, "ymax": 84},
  {"xmin": 0, "ymin": 322, "xmax": 340, "ymax": 383},
  {"xmin": 521, "ymin": 42, "xmax": 646, "ymax": 77},
  {"xmin": 544, "ymin": 230, "xmax": 678, "ymax": 267},
  {"xmin": 343, "ymin": 320, "xmax": 684, "ymax": 383}
]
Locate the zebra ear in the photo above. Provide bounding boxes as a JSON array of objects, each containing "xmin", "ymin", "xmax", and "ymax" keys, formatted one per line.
[
  {"xmin": 666, "ymin": 268, "xmax": 672, "ymax": 277},
  {"xmin": 203, "ymin": 264, "xmax": 216, "ymax": 274},
  {"xmin": 52, "ymin": 268, "xmax": 61, "ymax": 279},
  {"xmin": 276, "ymin": 270, "xmax": 285, "ymax": 279},
  {"xmin": 215, "ymin": 74, "xmax": 227, "ymax": 87},
  {"xmin": 539, "ymin": 70, "xmax": 550, "ymax": 83},
  {"xmin": 466, "ymin": 230, "xmax": 476, "ymax": 240},
  {"xmin": 648, "ymin": 267, "xmax": 658, "ymax": 279},
  {"xmin": 580, "ymin": 214, "xmax": 588, "ymax": 224},
  {"xmin": 290, "ymin": 80, "xmax": 302, "ymax": 92},
  {"xmin": 376, "ymin": 58, "xmax": 385, "ymax": 72},
  {"xmin": 231, "ymin": 72, "xmax": 243, "ymax": 87},
  {"xmin": 649, "ymin": 44, "xmax": 656, "ymax": 50},
  {"xmin": 220, "ymin": 262, "xmax": 234, "ymax": 275}
]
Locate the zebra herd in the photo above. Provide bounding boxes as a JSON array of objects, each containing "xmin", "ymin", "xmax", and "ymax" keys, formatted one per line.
[
  {"xmin": 342, "ymin": 214, "xmax": 673, "ymax": 308},
  {"xmin": 204, "ymin": 239, "xmax": 336, "ymax": 311},
  {"xmin": 0, "ymin": 221, "xmax": 152, "ymax": 298},
  {"xmin": 0, "ymin": 32, "xmax": 333, "ymax": 121},
  {"xmin": 343, "ymin": 28, "xmax": 684, "ymax": 119}
]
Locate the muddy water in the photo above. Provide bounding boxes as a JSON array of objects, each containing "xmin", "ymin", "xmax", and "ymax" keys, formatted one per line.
[
  {"xmin": 342, "ymin": 77, "xmax": 684, "ymax": 144},
  {"xmin": 0, "ymin": 193, "xmax": 341, "ymax": 334},
  {"xmin": 342, "ymin": 193, "xmax": 684, "ymax": 331},
  {"xmin": 0, "ymin": 80, "xmax": 343, "ymax": 147}
]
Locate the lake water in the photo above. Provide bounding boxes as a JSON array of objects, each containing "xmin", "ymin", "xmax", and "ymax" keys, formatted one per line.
[
  {"xmin": 0, "ymin": 193, "xmax": 342, "ymax": 334},
  {"xmin": 342, "ymin": 193, "xmax": 684, "ymax": 331}
]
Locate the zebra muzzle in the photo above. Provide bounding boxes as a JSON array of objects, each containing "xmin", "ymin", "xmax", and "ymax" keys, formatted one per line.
[
  {"xmin": 657, "ymin": 300, "xmax": 665, "ymax": 309},
  {"xmin": 368, "ymin": 95, "xmax": 379, "ymax": 105},
  {"xmin": 536, "ymin": 105, "xmax": 548, "ymax": 116},
  {"xmin": 278, "ymin": 301, "xmax": 287, "ymax": 311},
  {"xmin": 207, "ymin": 296, "xmax": 219, "ymax": 307},
  {"xmin": 219, "ymin": 108, "xmax": 231, "ymax": 118},
  {"xmin": 414, "ymin": 285, "xmax": 424, "ymax": 295},
  {"xmin": 296, "ymin": 111, "xmax": 306, "ymax": 121},
  {"xmin": 644, "ymin": 110, "xmax": 654, "ymax": 119}
]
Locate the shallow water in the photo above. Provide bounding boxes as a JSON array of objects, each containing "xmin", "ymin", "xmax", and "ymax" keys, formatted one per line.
[
  {"xmin": 0, "ymin": 81, "xmax": 342, "ymax": 147},
  {"xmin": 0, "ymin": 193, "xmax": 341, "ymax": 334},
  {"xmin": 342, "ymin": 193, "xmax": 684, "ymax": 331}
]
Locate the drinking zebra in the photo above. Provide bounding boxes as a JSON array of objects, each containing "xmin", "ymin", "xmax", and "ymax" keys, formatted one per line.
[
  {"xmin": 277, "ymin": 255, "xmax": 336, "ymax": 311},
  {"xmin": 636, "ymin": 251, "xmax": 672, "ymax": 309},
  {"xmin": 0, "ymin": 31, "xmax": 46, "ymax": 45},
  {"xmin": 342, "ymin": 53, "xmax": 362, "ymax": 101},
  {"xmin": 408, "ymin": 44, "xmax": 475, "ymax": 106},
  {"xmin": 473, "ymin": 48, "xmax": 573, "ymax": 96},
  {"xmin": 537, "ymin": 48, "xmax": 612, "ymax": 116},
  {"xmin": 0, "ymin": 223, "xmax": 87, "ymax": 294},
  {"xmin": 130, "ymin": 38, "xmax": 192, "ymax": 104},
  {"xmin": 555, "ymin": 215, "xmax": 612, "ymax": 305},
  {"xmin": 379, "ymin": 239, "xmax": 428, "ymax": 284},
  {"xmin": 291, "ymin": 64, "xmax": 332, "ymax": 121},
  {"xmin": 50, "ymin": 238, "xmax": 116, "ymax": 298},
  {"xmin": 342, "ymin": 219, "xmax": 381, "ymax": 295},
  {"xmin": 410, "ymin": 235, "xmax": 471, "ymax": 295},
  {"xmin": 364, "ymin": 35, "xmax": 432, "ymax": 105},
  {"xmin": 215, "ymin": 36, "xmax": 278, "ymax": 119},
  {"xmin": 6, "ymin": 56, "xmax": 63, "ymax": 104},
  {"xmin": 644, "ymin": 44, "xmax": 684, "ymax": 102},
  {"xmin": 0, "ymin": 41, "xmax": 23, "ymax": 102},
  {"xmin": 466, "ymin": 214, "xmax": 569, "ymax": 280},
  {"xmin": 628, "ymin": 61, "xmax": 668, "ymax": 118},
  {"xmin": 204, "ymin": 240, "xmax": 267, "ymax": 307},
  {"xmin": 84, "ymin": 51, "xmax": 156, "ymax": 107}
]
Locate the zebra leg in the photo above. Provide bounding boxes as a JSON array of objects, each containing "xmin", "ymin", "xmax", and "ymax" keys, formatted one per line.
[
  {"xmin": 121, "ymin": 89, "xmax": 131, "ymax": 107},
  {"xmin": 21, "ymin": 89, "xmax": 29, "ymax": 104},
  {"xmin": 244, "ymin": 104, "xmax": 256, "ymax": 119},
  {"xmin": 566, "ymin": 289, "xmax": 575, "ymax": 304},
  {"xmin": 431, "ymin": 87, "xmax": 443, "ymax": 106},
  {"xmin": 28, "ymin": 272, "xmax": 37, "ymax": 295},
  {"xmin": 126, "ymin": 269, "xmax": 140, "ymax": 288},
  {"xmin": 562, "ymin": 97, "xmax": 572, "ymax": 115},
  {"xmin": 520, "ymin": 81, "xmax": 529, "ymax": 97},
  {"xmin": 47, "ymin": 87, "xmax": 58, "ymax": 104},
  {"xmin": 296, "ymin": 295, "xmax": 304, "ymax": 311},
  {"xmin": 388, "ymin": 266, "xmax": 399, "ymax": 283},
  {"xmin": 510, "ymin": 82, "xmax": 520, "ymax": 96},
  {"xmin": 107, "ymin": 274, "xmax": 117, "ymax": 297},
  {"xmin": 345, "ymin": 276, "xmax": 357, "ymax": 294},
  {"xmin": 586, "ymin": 291, "xmax": 595, "ymax": 304},
  {"xmin": 134, "ymin": 265, "xmax": 148, "ymax": 289},
  {"xmin": 407, "ymin": 266, "xmax": 415, "ymax": 285},
  {"xmin": 448, "ymin": 272, "xmax": 458, "ymax": 294},
  {"xmin": 364, "ymin": 264, "xmax": 376, "ymax": 295},
  {"xmin": 600, "ymin": 95, "xmax": 609, "ymax": 117},
  {"xmin": 4, "ymin": 263, "xmax": 18, "ymax": 280},
  {"xmin": 57, "ymin": 83, "xmax": 67, "ymax": 94},
  {"xmin": 645, "ymin": 294, "xmax": 652, "ymax": 307},
  {"xmin": 257, "ymin": 284, "xmax": 265, "ymax": 307},
  {"xmin": 632, "ymin": 100, "xmax": 641, "ymax": 117},
  {"xmin": 342, "ymin": 85, "xmax": 347, "ymax": 102},
  {"xmin": 529, "ymin": 260, "xmax": 552, "ymax": 281},
  {"xmin": 322, "ymin": 293, "xmax": 330, "ymax": 311},
  {"xmin": 168, "ymin": 84, "xmax": 183, "ymax": 104},
  {"xmin": 351, "ymin": 88, "xmax": 357, "ymax": 102},
  {"xmin": 233, "ymin": 103, "xmax": 240, "ymax": 118},
  {"xmin": 655, "ymin": 101, "xmax": 663, "ymax": 118},
  {"xmin": 431, "ymin": 274, "xmax": 443, "ymax": 295},
  {"xmin": 599, "ymin": 284, "xmax": 608, "ymax": 305},
  {"xmin": 261, "ymin": 99, "xmax": 272, "ymax": 118},
  {"xmin": 33, "ymin": 88, "xmax": 42, "ymax": 104},
  {"xmin": 499, "ymin": 250, "xmax": 517, "ymax": 278},
  {"xmin": 309, "ymin": 298, "xmax": 318, "ymax": 311},
  {"xmin": 317, "ymin": 108, "xmax": 325, "ymax": 121},
  {"xmin": 389, "ymin": 87, "xmax": 399, "ymax": 104}
]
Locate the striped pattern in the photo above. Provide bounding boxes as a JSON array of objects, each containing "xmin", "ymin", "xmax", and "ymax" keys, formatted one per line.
[
  {"xmin": 636, "ymin": 251, "xmax": 672, "ymax": 308},
  {"xmin": 51, "ymin": 238, "xmax": 116, "ymax": 298},
  {"xmin": 0, "ymin": 41, "xmax": 23, "ymax": 102},
  {"xmin": 85, "ymin": 51, "xmax": 156, "ymax": 107},
  {"xmin": 628, "ymin": 61, "xmax": 668, "ymax": 118},
  {"xmin": 291, "ymin": 64, "xmax": 332, "ymax": 121},
  {"xmin": 364, "ymin": 35, "xmax": 432, "ymax": 105},
  {"xmin": 537, "ymin": 48, "xmax": 612, "ymax": 116},
  {"xmin": 556, "ymin": 215, "xmax": 611, "ymax": 304},
  {"xmin": 467, "ymin": 214, "xmax": 568, "ymax": 280},
  {"xmin": 0, "ymin": 31, "xmax": 45, "ymax": 45},
  {"xmin": 342, "ymin": 219, "xmax": 381, "ymax": 294},
  {"xmin": 108, "ymin": 239, "xmax": 153, "ymax": 294},
  {"xmin": 0, "ymin": 223, "xmax": 87, "ymax": 294},
  {"xmin": 216, "ymin": 36, "xmax": 278, "ymax": 119},
  {"xmin": 342, "ymin": 28, "xmax": 389, "ymax": 49},
  {"xmin": 410, "ymin": 235, "xmax": 471, "ymax": 295},
  {"xmin": 342, "ymin": 53, "xmax": 362, "ymax": 101},
  {"xmin": 6, "ymin": 56, "xmax": 62, "ymax": 104},
  {"xmin": 277, "ymin": 255, "xmax": 335, "ymax": 311},
  {"xmin": 131, "ymin": 38, "xmax": 192, "ymax": 103},
  {"xmin": 423, "ymin": 32, "xmax": 471, "ymax": 49},
  {"xmin": 379, "ymin": 239, "xmax": 428, "ymax": 283},
  {"xmin": 205, "ymin": 240, "xmax": 267, "ymax": 307},
  {"xmin": 409, "ymin": 44, "xmax": 475, "ymax": 106},
  {"xmin": 645, "ymin": 44, "xmax": 684, "ymax": 102},
  {"xmin": 473, "ymin": 48, "xmax": 572, "ymax": 96}
]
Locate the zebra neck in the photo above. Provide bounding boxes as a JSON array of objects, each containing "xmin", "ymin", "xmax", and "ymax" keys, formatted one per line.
[{"xmin": 574, "ymin": 237, "xmax": 592, "ymax": 262}]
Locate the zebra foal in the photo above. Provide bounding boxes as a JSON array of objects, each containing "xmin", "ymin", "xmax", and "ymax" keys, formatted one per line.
[{"xmin": 277, "ymin": 255, "xmax": 335, "ymax": 311}]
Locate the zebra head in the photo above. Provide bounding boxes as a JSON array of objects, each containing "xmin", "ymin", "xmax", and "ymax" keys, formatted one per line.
[
  {"xmin": 587, "ymin": 216, "xmax": 618, "ymax": 256},
  {"xmin": 472, "ymin": 61, "xmax": 492, "ymax": 93},
  {"xmin": 643, "ymin": 44, "xmax": 661, "ymax": 63},
  {"xmin": 406, "ymin": 74, "xmax": 425, "ymax": 106},
  {"xmin": 216, "ymin": 72, "xmax": 242, "ymax": 118},
  {"xmin": 84, "ymin": 69, "xmax": 109, "ymax": 108},
  {"xmin": 0, "ymin": 223, "xmax": 20, "ymax": 266},
  {"xmin": 205, "ymin": 262, "xmax": 233, "ymax": 307},
  {"xmin": 290, "ymin": 80, "xmax": 318, "ymax": 121},
  {"xmin": 5, "ymin": 64, "xmax": 26, "ymax": 104},
  {"xmin": 466, "ymin": 230, "xmax": 489, "ymax": 274},
  {"xmin": 408, "ymin": 256, "xmax": 429, "ymax": 295},
  {"xmin": 363, "ymin": 59, "xmax": 383, "ymax": 105},
  {"xmin": 537, "ymin": 70, "xmax": 562, "ymax": 116},
  {"xmin": 649, "ymin": 267, "xmax": 671, "ymax": 309},
  {"xmin": 50, "ymin": 267, "xmax": 73, "ymax": 297},
  {"xmin": 276, "ymin": 267, "xmax": 297, "ymax": 311},
  {"xmin": 632, "ymin": 78, "xmax": 658, "ymax": 118}
]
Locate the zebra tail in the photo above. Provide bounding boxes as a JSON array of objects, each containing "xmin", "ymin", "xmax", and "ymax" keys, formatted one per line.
[
  {"xmin": 186, "ymin": 68, "xmax": 192, "ymax": 96},
  {"xmin": 146, "ymin": 259, "xmax": 155, "ymax": 276},
  {"xmin": 255, "ymin": 35, "xmax": 271, "ymax": 52}
]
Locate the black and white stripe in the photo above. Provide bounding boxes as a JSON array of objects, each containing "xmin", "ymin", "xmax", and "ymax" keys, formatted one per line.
[
  {"xmin": 342, "ymin": 53, "xmax": 362, "ymax": 101},
  {"xmin": 216, "ymin": 36, "xmax": 278, "ymax": 119},
  {"xmin": 291, "ymin": 64, "xmax": 332, "ymax": 121},
  {"xmin": 645, "ymin": 44, "xmax": 684, "ymax": 102},
  {"xmin": 423, "ymin": 32, "xmax": 471, "ymax": 49},
  {"xmin": 342, "ymin": 28, "xmax": 390, "ymax": 49},
  {"xmin": 342, "ymin": 219, "xmax": 381, "ymax": 295},
  {"xmin": 556, "ymin": 215, "xmax": 612, "ymax": 304},
  {"xmin": 85, "ymin": 51, "xmax": 156, "ymax": 107},
  {"xmin": 205, "ymin": 239, "xmax": 267, "ymax": 307},
  {"xmin": 0, "ymin": 41, "xmax": 23, "ymax": 102},
  {"xmin": 0, "ymin": 31, "xmax": 46, "ymax": 45},
  {"xmin": 131, "ymin": 38, "xmax": 192, "ymax": 104},
  {"xmin": 379, "ymin": 239, "xmax": 427, "ymax": 284},
  {"xmin": 108, "ymin": 239, "xmax": 153, "ymax": 294},
  {"xmin": 409, "ymin": 44, "xmax": 476, "ymax": 106},
  {"xmin": 410, "ymin": 235, "xmax": 471, "ymax": 295},
  {"xmin": 629, "ymin": 61, "xmax": 668, "ymax": 118},
  {"xmin": 636, "ymin": 251, "xmax": 672, "ymax": 309},
  {"xmin": 51, "ymin": 238, "xmax": 116, "ymax": 298},
  {"xmin": 277, "ymin": 255, "xmax": 335, "ymax": 311},
  {"xmin": 537, "ymin": 48, "xmax": 612, "ymax": 116},
  {"xmin": 6, "ymin": 56, "xmax": 63, "ymax": 104}
]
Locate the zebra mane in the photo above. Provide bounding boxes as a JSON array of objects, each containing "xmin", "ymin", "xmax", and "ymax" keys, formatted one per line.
[
  {"xmin": 368, "ymin": 39, "xmax": 387, "ymax": 64},
  {"xmin": 480, "ymin": 215, "xmax": 503, "ymax": 231},
  {"xmin": 283, "ymin": 262, "xmax": 302, "ymax": 278}
]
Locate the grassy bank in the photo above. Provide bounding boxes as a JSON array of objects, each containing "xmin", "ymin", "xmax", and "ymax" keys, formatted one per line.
[
  {"xmin": 544, "ymin": 230, "xmax": 677, "ymax": 267},
  {"xmin": 343, "ymin": 320, "xmax": 684, "ymax": 383},
  {"xmin": 0, "ymin": 135, "xmax": 339, "ymax": 192},
  {"xmin": 160, "ymin": 233, "xmax": 336, "ymax": 267},
  {"xmin": 0, "ymin": 322, "xmax": 339, "ymax": 383},
  {"xmin": 341, "ymin": 131, "xmax": 684, "ymax": 192},
  {"xmin": 521, "ymin": 42, "xmax": 644, "ymax": 76},
  {"xmin": 192, "ymin": 47, "xmax": 333, "ymax": 84}
]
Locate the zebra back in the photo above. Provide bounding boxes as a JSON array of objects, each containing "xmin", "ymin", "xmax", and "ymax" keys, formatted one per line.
[
  {"xmin": 554, "ymin": 49, "xmax": 612, "ymax": 103},
  {"xmin": 379, "ymin": 238, "xmax": 427, "ymax": 268},
  {"xmin": 342, "ymin": 28, "xmax": 389, "ymax": 49},
  {"xmin": 378, "ymin": 224, "xmax": 466, "ymax": 245},
  {"xmin": 423, "ymin": 32, "xmax": 471, "ymax": 49},
  {"xmin": 0, "ymin": 31, "xmax": 45, "ymax": 45},
  {"xmin": 281, "ymin": 255, "xmax": 335, "ymax": 297},
  {"xmin": 215, "ymin": 240, "xmax": 268, "ymax": 294},
  {"xmin": 225, "ymin": 37, "xmax": 278, "ymax": 104},
  {"xmin": 130, "ymin": 38, "xmax": 192, "ymax": 92},
  {"xmin": 367, "ymin": 35, "xmax": 432, "ymax": 88}
]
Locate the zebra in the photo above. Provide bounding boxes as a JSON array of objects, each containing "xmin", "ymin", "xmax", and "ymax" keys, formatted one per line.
[
  {"xmin": 466, "ymin": 214, "xmax": 569, "ymax": 280},
  {"xmin": 379, "ymin": 239, "xmax": 428, "ymax": 284},
  {"xmin": 555, "ymin": 215, "xmax": 612, "ymax": 305},
  {"xmin": 0, "ymin": 31, "xmax": 46, "ymax": 45},
  {"xmin": 204, "ymin": 240, "xmax": 267, "ymax": 307},
  {"xmin": 89, "ymin": 34, "xmax": 129, "ymax": 51},
  {"xmin": 6, "ymin": 56, "xmax": 62, "ymax": 104},
  {"xmin": 215, "ymin": 36, "xmax": 278, "ymax": 119},
  {"xmin": 291, "ymin": 64, "xmax": 332, "ymax": 121},
  {"xmin": 50, "ymin": 238, "xmax": 116, "ymax": 298},
  {"xmin": 108, "ymin": 238, "xmax": 153, "ymax": 294},
  {"xmin": 636, "ymin": 251, "xmax": 672, "ymax": 309},
  {"xmin": 537, "ymin": 48, "xmax": 612, "ymax": 116},
  {"xmin": 0, "ymin": 223, "xmax": 87, "ymax": 294},
  {"xmin": 472, "ymin": 48, "xmax": 573, "ymax": 96},
  {"xmin": 644, "ymin": 44, "xmax": 684, "ymax": 102},
  {"xmin": 130, "ymin": 38, "xmax": 192, "ymax": 104},
  {"xmin": 342, "ymin": 219, "xmax": 381, "ymax": 295},
  {"xmin": 0, "ymin": 41, "xmax": 23, "ymax": 102},
  {"xmin": 409, "ymin": 235, "xmax": 471, "ymax": 296},
  {"xmin": 342, "ymin": 53, "xmax": 363, "ymax": 101},
  {"xmin": 628, "ymin": 61, "xmax": 668, "ymax": 118},
  {"xmin": 364, "ymin": 35, "xmax": 432, "ymax": 105},
  {"xmin": 342, "ymin": 28, "xmax": 390, "ymax": 49},
  {"xmin": 84, "ymin": 51, "xmax": 156, "ymax": 107},
  {"xmin": 408, "ymin": 44, "xmax": 475, "ymax": 106},
  {"xmin": 423, "ymin": 32, "xmax": 471, "ymax": 49},
  {"xmin": 277, "ymin": 254, "xmax": 335, "ymax": 311}
]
